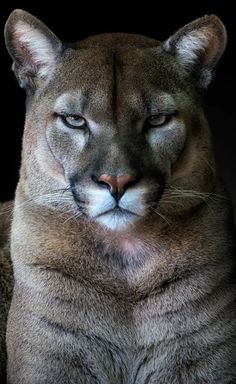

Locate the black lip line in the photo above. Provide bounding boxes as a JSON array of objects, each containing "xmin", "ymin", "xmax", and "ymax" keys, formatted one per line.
[
  {"xmin": 74, "ymin": 196, "xmax": 86, "ymax": 205},
  {"xmin": 95, "ymin": 207, "xmax": 139, "ymax": 219}
]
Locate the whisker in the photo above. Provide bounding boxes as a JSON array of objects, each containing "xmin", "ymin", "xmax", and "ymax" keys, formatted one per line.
[
  {"xmin": 168, "ymin": 187, "xmax": 227, "ymax": 200},
  {"xmin": 160, "ymin": 188, "xmax": 222, "ymax": 215},
  {"xmin": 149, "ymin": 206, "xmax": 171, "ymax": 226},
  {"xmin": 199, "ymin": 155, "xmax": 215, "ymax": 173},
  {"xmin": 63, "ymin": 210, "xmax": 83, "ymax": 224},
  {"xmin": 12, "ymin": 187, "xmax": 73, "ymax": 213}
]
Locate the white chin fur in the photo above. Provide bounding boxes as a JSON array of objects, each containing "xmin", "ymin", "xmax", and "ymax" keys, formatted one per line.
[{"xmin": 95, "ymin": 211, "xmax": 140, "ymax": 231}]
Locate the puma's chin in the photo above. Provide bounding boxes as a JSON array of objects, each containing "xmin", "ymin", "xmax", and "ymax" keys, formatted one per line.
[{"xmin": 95, "ymin": 208, "xmax": 140, "ymax": 231}]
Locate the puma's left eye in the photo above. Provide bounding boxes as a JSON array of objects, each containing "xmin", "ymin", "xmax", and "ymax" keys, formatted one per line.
[
  {"xmin": 60, "ymin": 115, "xmax": 87, "ymax": 129},
  {"xmin": 146, "ymin": 114, "xmax": 169, "ymax": 127}
]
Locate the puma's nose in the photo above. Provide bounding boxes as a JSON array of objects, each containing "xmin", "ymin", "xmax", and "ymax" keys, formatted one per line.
[{"xmin": 98, "ymin": 174, "xmax": 137, "ymax": 200}]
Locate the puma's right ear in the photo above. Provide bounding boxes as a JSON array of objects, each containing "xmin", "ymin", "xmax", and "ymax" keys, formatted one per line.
[
  {"xmin": 4, "ymin": 9, "xmax": 63, "ymax": 89},
  {"xmin": 163, "ymin": 15, "xmax": 227, "ymax": 88}
]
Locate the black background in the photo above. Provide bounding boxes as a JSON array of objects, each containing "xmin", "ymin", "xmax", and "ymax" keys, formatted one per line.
[{"xmin": 0, "ymin": 1, "xmax": 235, "ymax": 217}]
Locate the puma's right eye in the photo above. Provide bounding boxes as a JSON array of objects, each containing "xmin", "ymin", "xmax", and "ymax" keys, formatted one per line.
[
  {"xmin": 145, "ymin": 114, "xmax": 169, "ymax": 129},
  {"xmin": 60, "ymin": 115, "xmax": 87, "ymax": 129}
]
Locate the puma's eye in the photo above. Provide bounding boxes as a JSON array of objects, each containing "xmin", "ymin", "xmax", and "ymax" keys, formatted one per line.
[
  {"xmin": 146, "ymin": 114, "xmax": 168, "ymax": 128},
  {"xmin": 60, "ymin": 115, "xmax": 87, "ymax": 129}
]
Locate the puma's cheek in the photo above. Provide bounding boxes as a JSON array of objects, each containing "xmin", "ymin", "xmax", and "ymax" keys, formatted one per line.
[
  {"xmin": 35, "ymin": 137, "xmax": 66, "ymax": 184},
  {"xmin": 146, "ymin": 121, "xmax": 186, "ymax": 165}
]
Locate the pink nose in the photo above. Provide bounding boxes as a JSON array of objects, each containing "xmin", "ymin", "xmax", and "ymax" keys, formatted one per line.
[{"xmin": 98, "ymin": 174, "xmax": 136, "ymax": 199}]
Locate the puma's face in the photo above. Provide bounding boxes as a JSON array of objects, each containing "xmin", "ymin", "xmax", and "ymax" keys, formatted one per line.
[
  {"xmin": 44, "ymin": 49, "xmax": 189, "ymax": 230},
  {"xmin": 5, "ymin": 11, "xmax": 227, "ymax": 231}
]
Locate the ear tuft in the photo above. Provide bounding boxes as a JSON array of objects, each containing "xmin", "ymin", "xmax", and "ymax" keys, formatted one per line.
[
  {"xmin": 163, "ymin": 15, "xmax": 227, "ymax": 88},
  {"xmin": 4, "ymin": 9, "xmax": 62, "ymax": 89}
]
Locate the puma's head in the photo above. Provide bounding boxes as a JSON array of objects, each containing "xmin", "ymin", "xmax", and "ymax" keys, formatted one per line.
[{"xmin": 5, "ymin": 10, "xmax": 227, "ymax": 231}]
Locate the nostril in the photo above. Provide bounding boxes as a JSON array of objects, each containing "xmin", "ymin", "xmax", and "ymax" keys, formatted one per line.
[
  {"xmin": 123, "ymin": 179, "xmax": 138, "ymax": 192},
  {"xmin": 92, "ymin": 173, "xmax": 141, "ymax": 199},
  {"xmin": 91, "ymin": 174, "xmax": 112, "ymax": 190},
  {"xmin": 99, "ymin": 180, "xmax": 110, "ymax": 188},
  {"xmin": 98, "ymin": 175, "xmax": 117, "ymax": 190},
  {"xmin": 91, "ymin": 174, "xmax": 103, "ymax": 186}
]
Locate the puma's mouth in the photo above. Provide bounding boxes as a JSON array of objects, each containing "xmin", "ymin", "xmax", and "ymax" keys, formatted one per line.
[
  {"xmin": 95, "ymin": 207, "xmax": 141, "ymax": 231},
  {"xmin": 70, "ymin": 176, "xmax": 165, "ymax": 231},
  {"xmin": 96, "ymin": 206, "xmax": 138, "ymax": 218}
]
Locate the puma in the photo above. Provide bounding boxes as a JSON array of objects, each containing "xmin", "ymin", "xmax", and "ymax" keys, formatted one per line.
[{"xmin": 4, "ymin": 9, "xmax": 236, "ymax": 383}]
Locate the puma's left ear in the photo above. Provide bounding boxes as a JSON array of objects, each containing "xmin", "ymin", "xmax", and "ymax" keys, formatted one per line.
[
  {"xmin": 163, "ymin": 15, "xmax": 227, "ymax": 88},
  {"xmin": 4, "ymin": 9, "xmax": 63, "ymax": 89}
]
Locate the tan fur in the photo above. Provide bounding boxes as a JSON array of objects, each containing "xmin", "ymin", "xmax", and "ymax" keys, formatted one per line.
[
  {"xmin": 4, "ymin": 10, "xmax": 236, "ymax": 383},
  {"xmin": 0, "ymin": 201, "xmax": 13, "ymax": 381}
]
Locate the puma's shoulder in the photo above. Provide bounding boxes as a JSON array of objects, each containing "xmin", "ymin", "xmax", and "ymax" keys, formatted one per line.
[
  {"xmin": 0, "ymin": 201, "xmax": 13, "ymax": 243},
  {"xmin": 0, "ymin": 201, "xmax": 13, "ymax": 380}
]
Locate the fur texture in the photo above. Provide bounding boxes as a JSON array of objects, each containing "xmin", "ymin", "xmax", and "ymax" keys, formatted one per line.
[
  {"xmin": 0, "ymin": 201, "xmax": 13, "ymax": 382},
  {"xmin": 4, "ymin": 10, "xmax": 236, "ymax": 383}
]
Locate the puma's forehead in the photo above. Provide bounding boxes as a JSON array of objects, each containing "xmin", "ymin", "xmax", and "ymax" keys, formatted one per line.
[
  {"xmin": 47, "ymin": 43, "xmax": 190, "ymax": 111},
  {"xmin": 44, "ymin": 45, "xmax": 190, "ymax": 125},
  {"xmin": 73, "ymin": 33, "xmax": 161, "ymax": 49},
  {"xmin": 54, "ymin": 91, "xmax": 177, "ymax": 117}
]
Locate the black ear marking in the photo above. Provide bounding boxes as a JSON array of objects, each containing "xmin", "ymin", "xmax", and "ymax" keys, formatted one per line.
[
  {"xmin": 163, "ymin": 15, "xmax": 227, "ymax": 88},
  {"xmin": 4, "ymin": 9, "xmax": 63, "ymax": 89}
]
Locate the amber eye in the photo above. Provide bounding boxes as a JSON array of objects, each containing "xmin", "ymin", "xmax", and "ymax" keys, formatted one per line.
[
  {"xmin": 60, "ymin": 115, "xmax": 87, "ymax": 129},
  {"xmin": 146, "ymin": 114, "xmax": 168, "ymax": 128}
]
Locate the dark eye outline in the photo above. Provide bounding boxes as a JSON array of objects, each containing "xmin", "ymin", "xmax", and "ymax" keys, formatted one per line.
[
  {"xmin": 144, "ymin": 112, "xmax": 178, "ymax": 131},
  {"xmin": 56, "ymin": 113, "xmax": 88, "ymax": 130}
]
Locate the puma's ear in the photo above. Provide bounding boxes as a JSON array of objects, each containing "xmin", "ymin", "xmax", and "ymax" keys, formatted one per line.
[
  {"xmin": 4, "ymin": 9, "xmax": 63, "ymax": 89},
  {"xmin": 163, "ymin": 15, "xmax": 227, "ymax": 88}
]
